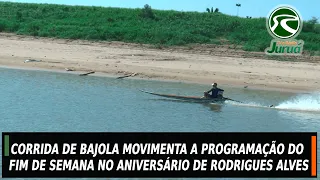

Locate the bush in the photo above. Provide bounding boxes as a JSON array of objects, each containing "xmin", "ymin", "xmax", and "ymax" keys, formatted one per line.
[
  {"xmin": 16, "ymin": 11, "xmax": 23, "ymax": 21},
  {"xmin": 140, "ymin": 4, "xmax": 155, "ymax": 19},
  {"xmin": 206, "ymin": 7, "xmax": 219, "ymax": 13},
  {"xmin": 0, "ymin": 22, "xmax": 5, "ymax": 32},
  {"xmin": 303, "ymin": 17, "xmax": 318, "ymax": 32},
  {"xmin": 314, "ymin": 24, "xmax": 320, "ymax": 34}
]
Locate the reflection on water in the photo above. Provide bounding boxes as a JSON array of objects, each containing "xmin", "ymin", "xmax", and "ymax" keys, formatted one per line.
[
  {"xmin": 147, "ymin": 99, "xmax": 224, "ymax": 113},
  {"xmin": 203, "ymin": 103, "xmax": 223, "ymax": 112}
]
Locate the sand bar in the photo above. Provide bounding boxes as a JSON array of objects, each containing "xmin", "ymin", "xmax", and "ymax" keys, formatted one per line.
[{"xmin": 1, "ymin": 33, "xmax": 320, "ymax": 93}]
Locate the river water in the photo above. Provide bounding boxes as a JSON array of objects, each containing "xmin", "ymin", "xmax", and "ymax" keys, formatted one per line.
[{"xmin": 0, "ymin": 67, "xmax": 319, "ymax": 179}]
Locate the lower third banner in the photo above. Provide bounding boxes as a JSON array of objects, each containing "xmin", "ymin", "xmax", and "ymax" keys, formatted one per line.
[{"xmin": 1, "ymin": 132, "xmax": 318, "ymax": 178}]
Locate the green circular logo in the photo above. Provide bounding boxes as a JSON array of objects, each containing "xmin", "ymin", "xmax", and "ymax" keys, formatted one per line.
[{"xmin": 267, "ymin": 6, "xmax": 302, "ymax": 39}]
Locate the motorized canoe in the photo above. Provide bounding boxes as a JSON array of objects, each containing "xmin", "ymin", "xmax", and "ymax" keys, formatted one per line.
[
  {"xmin": 139, "ymin": 90, "xmax": 229, "ymax": 103},
  {"xmin": 139, "ymin": 90, "xmax": 277, "ymax": 108}
]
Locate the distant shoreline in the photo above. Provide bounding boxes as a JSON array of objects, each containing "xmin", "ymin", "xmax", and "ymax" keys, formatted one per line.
[{"xmin": 0, "ymin": 33, "xmax": 319, "ymax": 94}]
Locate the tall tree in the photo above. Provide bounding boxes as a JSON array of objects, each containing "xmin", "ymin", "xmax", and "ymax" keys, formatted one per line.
[{"xmin": 236, "ymin": 4, "xmax": 241, "ymax": 16}]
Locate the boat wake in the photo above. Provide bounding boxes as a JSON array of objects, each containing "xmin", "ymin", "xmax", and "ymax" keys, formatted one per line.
[
  {"xmin": 224, "ymin": 101, "xmax": 270, "ymax": 109},
  {"xmin": 224, "ymin": 92, "xmax": 320, "ymax": 113},
  {"xmin": 274, "ymin": 92, "xmax": 320, "ymax": 112}
]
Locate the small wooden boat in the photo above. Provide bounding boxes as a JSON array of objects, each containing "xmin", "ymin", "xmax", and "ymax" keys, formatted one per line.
[
  {"xmin": 139, "ymin": 90, "xmax": 277, "ymax": 108},
  {"xmin": 140, "ymin": 90, "xmax": 230, "ymax": 103}
]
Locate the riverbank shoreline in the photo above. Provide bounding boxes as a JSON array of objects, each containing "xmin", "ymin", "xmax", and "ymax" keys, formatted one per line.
[
  {"xmin": 0, "ymin": 64, "xmax": 315, "ymax": 94},
  {"xmin": 0, "ymin": 33, "xmax": 319, "ymax": 94}
]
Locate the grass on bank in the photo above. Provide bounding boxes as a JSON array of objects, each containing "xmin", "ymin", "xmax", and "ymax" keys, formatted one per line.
[{"xmin": 0, "ymin": 2, "xmax": 319, "ymax": 54}]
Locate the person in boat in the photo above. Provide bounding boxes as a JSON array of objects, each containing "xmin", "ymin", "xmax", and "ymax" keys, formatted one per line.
[{"xmin": 204, "ymin": 83, "xmax": 224, "ymax": 99}]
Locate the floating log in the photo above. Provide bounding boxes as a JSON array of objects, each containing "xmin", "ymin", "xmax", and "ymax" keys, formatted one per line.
[
  {"xmin": 24, "ymin": 59, "xmax": 42, "ymax": 63},
  {"xmin": 116, "ymin": 73, "xmax": 138, "ymax": 79},
  {"xmin": 79, "ymin": 71, "xmax": 95, "ymax": 76},
  {"xmin": 65, "ymin": 68, "xmax": 74, "ymax": 71}
]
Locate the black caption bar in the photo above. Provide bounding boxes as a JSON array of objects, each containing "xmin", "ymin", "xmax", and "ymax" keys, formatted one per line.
[{"xmin": 2, "ymin": 132, "xmax": 317, "ymax": 178}]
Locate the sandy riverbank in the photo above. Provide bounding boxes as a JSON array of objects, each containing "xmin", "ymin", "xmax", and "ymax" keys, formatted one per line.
[{"xmin": 1, "ymin": 33, "xmax": 320, "ymax": 93}]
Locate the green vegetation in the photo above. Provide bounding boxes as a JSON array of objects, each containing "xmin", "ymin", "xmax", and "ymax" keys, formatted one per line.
[
  {"xmin": 0, "ymin": 2, "xmax": 319, "ymax": 54},
  {"xmin": 206, "ymin": 7, "xmax": 219, "ymax": 13}
]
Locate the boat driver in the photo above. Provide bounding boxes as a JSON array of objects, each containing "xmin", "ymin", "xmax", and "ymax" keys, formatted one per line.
[{"xmin": 204, "ymin": 83, "xmax": 224, "ymax": 98}]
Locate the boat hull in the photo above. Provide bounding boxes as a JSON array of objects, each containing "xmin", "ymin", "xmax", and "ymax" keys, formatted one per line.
[{"xmin": 140, "ymin": 90, "xmax": 227, "ymax": 103}]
